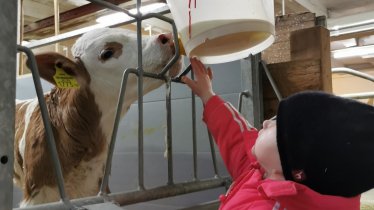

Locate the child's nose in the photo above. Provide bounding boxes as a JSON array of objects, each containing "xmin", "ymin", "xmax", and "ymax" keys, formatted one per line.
[{"xmin": 262, "ymin": 120, "xmax": 271, "ymax": 129}]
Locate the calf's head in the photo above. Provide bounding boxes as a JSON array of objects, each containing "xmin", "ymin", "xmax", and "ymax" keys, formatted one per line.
[{"xmin": 31, "ymin": 27, "xmax": 182, "ymax": 118}]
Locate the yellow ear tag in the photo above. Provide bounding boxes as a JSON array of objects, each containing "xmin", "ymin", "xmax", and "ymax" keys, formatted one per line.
[{"xmin": 53, "ymin": 66, "xmax": 80, "ymax": 89}]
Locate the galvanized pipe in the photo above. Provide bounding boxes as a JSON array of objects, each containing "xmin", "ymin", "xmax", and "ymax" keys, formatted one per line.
[
  {"xmin": 135, "ymin": 0, "xmax": 146, "ymax": 190},
  {"xmin": 165, "ymin": 78, "xmax": 174, "ymax": 184},
  {"xmin": 87, "ymin": 0, "xmax": 136, "ymax": 17},
  {"xmin": 191, "ymin": 72, "xmax": 198, "ymax": 180},
  {"xmin": 14, "ymin": 177, "xmax": 230, "ymax": 210},
  {"xmin": 207, "ymin": 131, "xmax": 219, "ymax": 177},
  {"xmin": 17, "ymin": 46, "xmax": 74, "ymax": 209},
  {"xmin": 250, "ymin": 54, "xmax": 264, "ymax": 129},
  {"xmin": 238, "ymin": 91, "xmax": 251, "ymax": 113},
  {"xmin": 99, "ymin": 68, "xmax": 137, "ymax": 195},
  {"xmin": 261, "ymin": 60, "xmax": 282, "ymax": 101},
  {"xmin": 332, "ymin": 67, "xmax": 374, "ymax": 83},
  {"xmin": 113, "ymin": 177, "xmax": 229, "ymax": 206},
  {"xmin": 13, "ymin": 1, "xmax": 229, "ymax": 209},
  {"xmin": 340, "ymin": 92, "xmax": 374, "ymax": 100},
  {"xmin": 0, "ymin": 1, "xmax": 17, "ymax": 209}
]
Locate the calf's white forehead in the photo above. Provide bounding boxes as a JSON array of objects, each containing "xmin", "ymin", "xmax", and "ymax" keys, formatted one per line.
[{"xmin": 72, "ymin": 28, "xmax": 137, "ymax": 58}]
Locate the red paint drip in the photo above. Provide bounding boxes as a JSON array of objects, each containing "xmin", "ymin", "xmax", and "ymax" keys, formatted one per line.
[
  {"xmin": 188, "ymin": 0, "xmax": 196, "ymax": 39},
  {"xmin": 189, "ymin": 10, "xmax": 192, "ymax": 39}
]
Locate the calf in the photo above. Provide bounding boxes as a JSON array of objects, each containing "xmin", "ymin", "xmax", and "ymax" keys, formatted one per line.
[{"xmin": 14, "ymin": 28, "xmax": 182, "ymax": 207}]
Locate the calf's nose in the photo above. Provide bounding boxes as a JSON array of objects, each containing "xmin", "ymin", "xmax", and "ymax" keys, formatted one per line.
[{"xmin": 158, "ymin": 33, "xmax": 172, "ymax": 45}]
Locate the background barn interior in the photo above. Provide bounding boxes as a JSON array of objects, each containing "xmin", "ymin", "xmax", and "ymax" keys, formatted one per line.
[{"xmin": 2, "ymin": 0, "xmax": 374, "ymax": 209}]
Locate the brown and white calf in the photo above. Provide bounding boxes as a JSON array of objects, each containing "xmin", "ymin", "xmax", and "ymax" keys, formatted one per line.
[{"xmin": 14, "ymin": 28, "xmax": 182, "ymax": 207}]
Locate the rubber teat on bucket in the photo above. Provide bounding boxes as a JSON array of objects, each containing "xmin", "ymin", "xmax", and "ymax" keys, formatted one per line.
[{"xmin": 178, "ymin": 37, "xmax": 186, "ymax": 56}]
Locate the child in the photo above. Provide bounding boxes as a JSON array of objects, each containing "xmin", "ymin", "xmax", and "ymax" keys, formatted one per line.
[{"xmin": 182, "ymin": 57, "xmax": 374, "ymax": 210}]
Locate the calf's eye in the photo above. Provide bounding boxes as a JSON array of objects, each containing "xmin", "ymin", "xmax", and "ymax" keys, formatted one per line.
[{"xmin": 99, "ymin": 49, "xmax": 114, "ymax": 61}]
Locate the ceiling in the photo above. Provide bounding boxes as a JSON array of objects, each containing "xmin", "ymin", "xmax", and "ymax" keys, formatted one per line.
[{"xmin": 21, "ymin": 0, "xmax": 374, "ymax": 71}]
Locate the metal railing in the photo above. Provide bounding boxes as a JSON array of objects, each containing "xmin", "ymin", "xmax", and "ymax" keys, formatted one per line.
[
  {"xmin": 332, "ymin": 67, "xmax": 374, "ymax": 100},
  {"xmin": 9, "ymin": 1, "xmax": 231, "ymax": 209}
]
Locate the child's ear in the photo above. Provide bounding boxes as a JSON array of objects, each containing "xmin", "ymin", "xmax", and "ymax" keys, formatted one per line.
[{"xmin": 26, "ymin": 52, "xmax": 87, "ymax": 87}]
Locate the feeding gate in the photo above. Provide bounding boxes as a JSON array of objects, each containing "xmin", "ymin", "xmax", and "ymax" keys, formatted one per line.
[{"xmin": 0, "ymin": 0, "xmax": 232, "ymax": 209}]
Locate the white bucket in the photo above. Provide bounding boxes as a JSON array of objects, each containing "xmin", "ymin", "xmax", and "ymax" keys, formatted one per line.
[{"xmin": 166, "ymin": 0, "xmax": 275, "ymax": 64}]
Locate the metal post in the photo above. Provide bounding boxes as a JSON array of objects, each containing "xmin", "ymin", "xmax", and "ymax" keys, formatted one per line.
[
  {"xmin": 0, "ymin": 1, "xmax": 17, "ymax": 210},
  {"xmin": 191, "ymin": 72, "xmax": 198, "ymax": 180},
  {"xmin": 206, "ymin": 131, "xmax": 219, "ymax": 177},
  {"xmin": 261, "ymin": 61, "xmax": 283, "ymax": 101},
  {"xmin": 250, "ymin": 54, "xmax": 264, "ymax": 129},
  {"xmin": 165, "ymin": 79, "xmax": 174, "ymax": 185},
  {"xmin": 135, "ymin": 0, "xmax": 145, "ymax": 191}
]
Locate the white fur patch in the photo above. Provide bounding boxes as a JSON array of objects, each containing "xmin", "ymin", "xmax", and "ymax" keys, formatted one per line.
[
  {"xmin": 20, "ymin": 186, "xmax": 59, "ymax": 207},
  {"xmin": 19, "ymin": 99, "xmax": 39, "ymax": 161}
]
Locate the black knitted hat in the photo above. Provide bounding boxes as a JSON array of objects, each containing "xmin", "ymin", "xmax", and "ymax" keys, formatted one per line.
[{"xmin": 277, "ymin": 91, "xmax": 374, "ymax": 197}]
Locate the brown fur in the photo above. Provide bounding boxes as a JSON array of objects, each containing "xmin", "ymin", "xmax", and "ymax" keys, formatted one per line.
[{"xmin": 15, "ymin": 54, "xmax": 106, "ymax": 202}]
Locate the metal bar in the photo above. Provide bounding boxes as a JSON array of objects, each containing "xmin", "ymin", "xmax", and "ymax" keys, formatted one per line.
[
  {"xmin": 165, "ymin": 78, "xmax": 174, "ymax": 185},
  {"xmin": 0, "ymin": 1, "xmax": 17, "ymax": 209},
  {"xmin": 98, "ymin": 70, "xmax": 172, "ymax": 194},
  {"xmin": 238, "ymin": 91, "xmax": 250, "ymax": 113},
  {"xmin": 15, "ymin": 177, "xmax": 230, "ymax": 210},
  {"xmin": 14, "ymin": 1, "xmax": 228, "ymax": 209},
  {"xmin": 87, "ymin": 0, "xmax": 136, "ymax": 17},
  {"xmin": 113, "ymin": 178, "xmax": 229, "ymax": 206},
  {"xmin": 260, "ymin": 60, "xmax": 283, "ymax": 101},
  {"xmin": 191, "ymin": 72, "xmax": 198, "ymax": 180},
  {"xmin": 172, "ymin": 64, "xmax": 192, "ymax": 83},
  {"xmin": 250, "ymin": 54, "xmax": 264, "ymax": 129},
  {"xmin": 207, "ymin": 131, "xmax": 219, "ymax": 177},
  {"xmin": 99, "ymin": 68, "xmax": 137, "ymax": 195},
  {"xmin": 332, "ymin": 67, "xmax": 374, "ymax": 83},
  {"xmin": 17, "ymin": 46, "xmax": 74, "ymax": 209},
  {"xmin": 136, "ymin": 0, "xmax": 145, "ymax": 190},
  {"xmin": 340, "ymin": 92, "xmax": 374, "ymax": 99},
  {"xmin": 24, "ymin": 8, "xmax": 170, "ymax": 50}
]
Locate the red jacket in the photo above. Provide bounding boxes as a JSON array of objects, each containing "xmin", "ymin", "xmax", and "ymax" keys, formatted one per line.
[{"xmin": 203, "ymin": 96, "xmax": 360, "ymax": 210}]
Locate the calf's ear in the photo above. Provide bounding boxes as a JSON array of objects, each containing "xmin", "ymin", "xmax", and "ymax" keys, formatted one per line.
[{"xmin": 26, "ymin": 52, "xmax": 88, "ymax": 87}]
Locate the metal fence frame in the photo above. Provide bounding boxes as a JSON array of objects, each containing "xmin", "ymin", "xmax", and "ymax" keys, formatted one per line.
[{"xmin": 4, "ymin": 1, "xmax": 231, "ymax": 210}]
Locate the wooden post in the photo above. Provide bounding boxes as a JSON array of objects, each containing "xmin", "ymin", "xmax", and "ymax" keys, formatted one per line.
[
  {"xmin": 262, "ymin": 23, "xmax": 332, "ymax": 118},
  {"xmin": 290, "ymin": 26, "xmax": 332, "ymax": 92}
]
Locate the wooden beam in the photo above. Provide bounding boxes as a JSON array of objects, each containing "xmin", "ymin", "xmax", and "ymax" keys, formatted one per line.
[{"xmin": 24, "ymin": 0, "xmax": 132, "ymax": 34}]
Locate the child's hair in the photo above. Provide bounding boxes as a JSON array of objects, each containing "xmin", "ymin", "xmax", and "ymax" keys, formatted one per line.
[{"xmin": 276, "ymin": 91, "xmax": 374, "ymax": 197}]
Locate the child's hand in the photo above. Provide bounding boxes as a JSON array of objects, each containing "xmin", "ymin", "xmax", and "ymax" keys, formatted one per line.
[{"xmin": 182, "ymin": 57, "xmax": 215, "ymax": 104}]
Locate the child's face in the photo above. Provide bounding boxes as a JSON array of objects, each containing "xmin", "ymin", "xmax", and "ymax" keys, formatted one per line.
[{"xmin": 252, "ymin": 119, "xmax": 283, "ymax": 179}]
